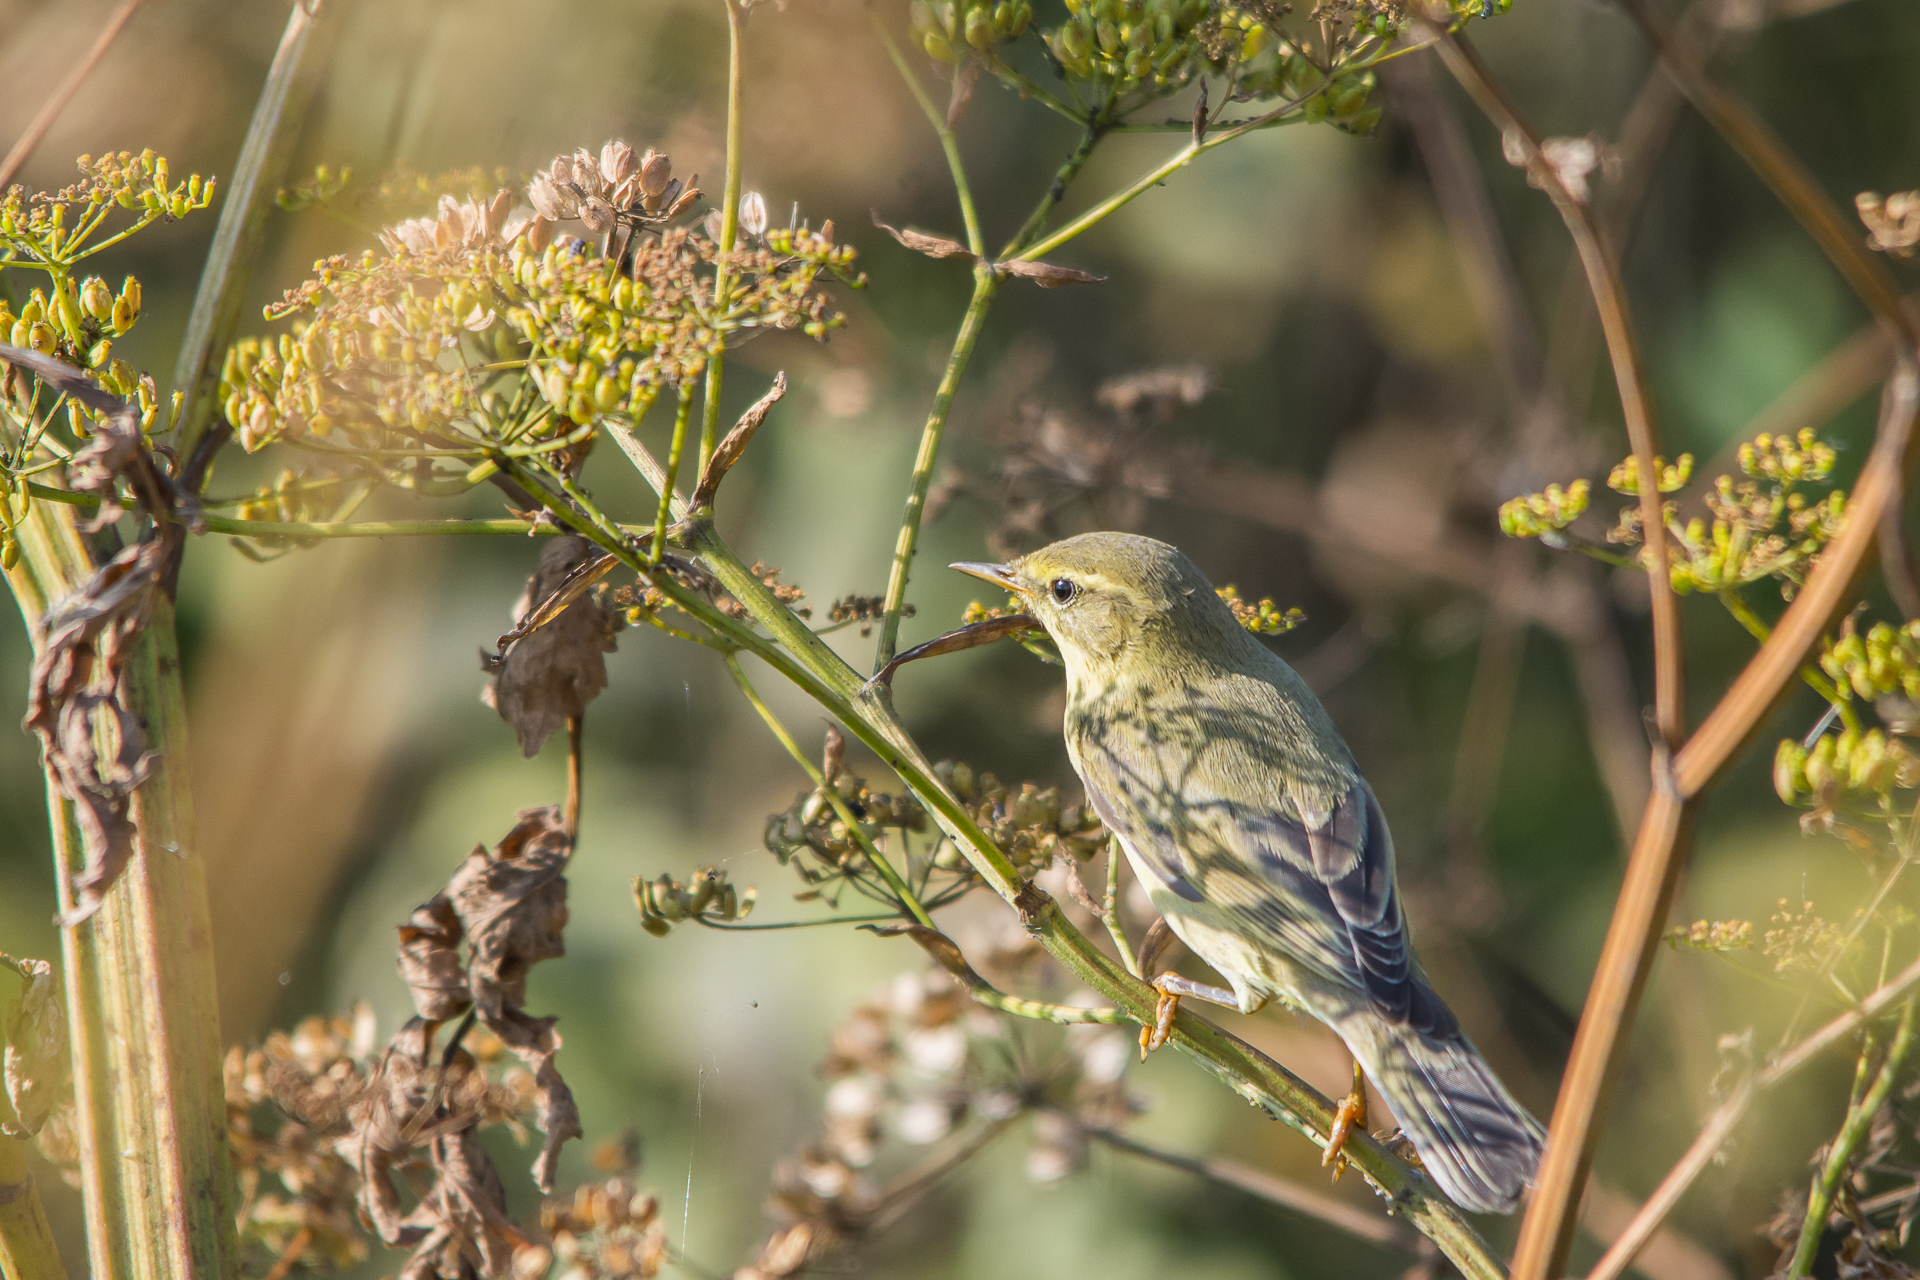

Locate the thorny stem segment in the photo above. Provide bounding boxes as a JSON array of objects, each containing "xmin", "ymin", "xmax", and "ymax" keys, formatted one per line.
[
  {"xmin": 699, "ymin": 0, "xmax": 748, "ymax": 475},
  {"xmin": 652, "ymin": 388, "xmax": 695, "ymax": 567},
  {"xmin": 872, "ymin": 13, "xmax": 985, "ymax": 257},
  {"xmin": 1787, "ymin": 997, "xmax": 1918, "ymax": 1278},
  {"xmin": 872, "ymin": 266, "xmax": 1000, "ymax": 671},
  {"xmin": 725, "ymin": 654, "xmax": 936, "ymax": 929}
]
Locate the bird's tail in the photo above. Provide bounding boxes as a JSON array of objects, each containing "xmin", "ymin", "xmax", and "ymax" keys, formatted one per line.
[{"xmin": 1346, "ymin": 1014, "xmax": 1546, "ymax": 1215}]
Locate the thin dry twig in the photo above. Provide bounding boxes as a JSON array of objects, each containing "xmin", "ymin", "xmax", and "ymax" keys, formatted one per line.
[{"xmin": 0, "ymin": 0, "xmax": 150, "ymax": 190}]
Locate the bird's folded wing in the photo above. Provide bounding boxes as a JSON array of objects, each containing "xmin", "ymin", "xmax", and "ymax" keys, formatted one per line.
[{"xmin": 1075, "ymin": 730, "xmax": 1454, "ymax": 1038}]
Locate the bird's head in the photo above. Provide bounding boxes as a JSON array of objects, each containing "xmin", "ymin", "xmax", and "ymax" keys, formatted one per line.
[{"xmin": 952, "ymin": 532, "xmax": 1246, "ymax": 674}]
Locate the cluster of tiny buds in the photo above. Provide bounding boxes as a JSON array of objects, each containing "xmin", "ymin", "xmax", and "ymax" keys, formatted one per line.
[{"xmin": 632, "ymin": 867, "xmax": 755, "ymax": 935}]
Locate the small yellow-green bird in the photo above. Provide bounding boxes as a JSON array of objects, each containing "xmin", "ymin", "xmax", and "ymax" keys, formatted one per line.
[{"xmin": 955, "ymin": 531, "xmax": 1544, "ymax": 1214}]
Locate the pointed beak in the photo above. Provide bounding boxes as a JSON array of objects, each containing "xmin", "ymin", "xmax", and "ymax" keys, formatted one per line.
[{"xmin": 950, "ymin": 560, "xmax": 1023, "ymax": 593}]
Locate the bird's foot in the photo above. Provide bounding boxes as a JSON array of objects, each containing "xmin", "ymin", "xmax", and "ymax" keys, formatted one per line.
[
  {"xmin": 1321, "ymin": 1061, "xmax": 1370, "ymax": 1181},
  {"xmin": 1137, "ymin": 972, "xmax": 1238, "ymax": 1059}
]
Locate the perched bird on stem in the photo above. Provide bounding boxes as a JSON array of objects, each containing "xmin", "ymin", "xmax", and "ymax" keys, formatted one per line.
[{"xmin": 954, "ymin": 531, "xmax": 1544, "ymax": 1215}]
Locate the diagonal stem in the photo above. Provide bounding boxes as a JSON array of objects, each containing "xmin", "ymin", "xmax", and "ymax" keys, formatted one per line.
[
  {"xmin": 872, "ymin": 266, "xmax": 998, "ymax": 670},
  {"xmin": 0, "ymin": 0, "xmax": 149, "ymax": 190},
  {"xmin": 1786, "ymin": 997, "xmax": 1916, "ymax": 1277}
]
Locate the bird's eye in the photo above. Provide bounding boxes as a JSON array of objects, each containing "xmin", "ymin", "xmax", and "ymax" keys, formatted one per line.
[{"xmin": 1050, "ymin": 578, "xmax": 1078, "ymax": 604}]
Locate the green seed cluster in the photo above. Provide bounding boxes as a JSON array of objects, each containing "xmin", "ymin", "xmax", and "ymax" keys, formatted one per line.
[
  {"xmin": 633, "ymin": 868, "xmax": 755, "ymax": 935},
  {"xmin": 1498, "ymin": 479, "xmax": 1589, "ymax": 539},
  {"xmin": 1822, "ymin": 620, "xmax": 1920, "ymax": 704},
  {"xmin": 1605, "ymin": 453, "xmax": 1692, "ymax": 497},
  {"xmin": 1775, "ymin": 727, "xmax": 1918, "ymax": 805},
  {"xmin": 1215, "ymin": 585, "xmax": 1304, "ymax": 634},
  {"xmin": 1, "ymin": 150, "xmax": 214, "ymax": 265},
  {"xmin": 912, "ymin": 0, "xmax": 1034, "ymax": 60},
  {"xmin": 1045, "ymin": 0, "xmax": 1211, "ymax": 91}
]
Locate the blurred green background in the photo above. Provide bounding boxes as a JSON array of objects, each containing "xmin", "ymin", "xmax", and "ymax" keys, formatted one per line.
[{"xmin": 2, "ymin": 0, "xmax": 1919, "ymax": 1275}]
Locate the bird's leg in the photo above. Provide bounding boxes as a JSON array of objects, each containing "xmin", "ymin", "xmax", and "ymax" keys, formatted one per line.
[
  {"xmin": 1134, "ymin": 917, "xmax": 1176, "ymax": 978},
  {"xmin": 1139, "ymin": 972, "xmax": 1239, "ymax": 1058},
  {"xmin": 1321, "ymin": 1059, "xmax": 1370, "ymax": 1180}
]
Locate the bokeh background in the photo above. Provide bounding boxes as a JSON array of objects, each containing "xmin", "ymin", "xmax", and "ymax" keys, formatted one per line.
[{"xmin": 2, "ymin": 0, "xmax": 1919, "ymax": 1275}]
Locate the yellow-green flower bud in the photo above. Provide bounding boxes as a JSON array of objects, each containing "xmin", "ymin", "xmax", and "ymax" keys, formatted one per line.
[
  {"xmin": 1774, "ymin": 739, "xmax": 1807, "ymax": 802},
  {"xmin": 87, "ymin": 339, "xmax": 111, "ymax": 369},
  {"xmin": 80, "ymin": 277, "xmax": 113, "ymax": 323},
  {"xmin": 1240, "ymin": 23, "xmax": 1268, "ymax": 60},
  {"xmin": 110, "ymin": 297, "xmax": 134, "ymax": 334},
  {"xmin": 966, "ymin": 5, "xmax": 995, "ymax": 48},
  {"xmin": 25, "ymin": 321, "xmax": 56, "ymax": 354},
  {"xmin": 1804, "ymin": 734, "xmax": 1836, "ymax": 792}
]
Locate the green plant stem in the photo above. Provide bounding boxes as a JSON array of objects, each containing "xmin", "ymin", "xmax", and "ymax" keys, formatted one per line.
[
  {"xmin": 872, "ymin": 266, "xmax": 999, "ymax": 670},
  {"xmin": 171, "ymin": 0, "xmax": 343, "ymax": 467},
  {"xmin": 1787, "ymin": 996, "xmax": 1916, "ymax": 1278},
  {"xmin": 1718, "ymin": 592, "xmax": 1861, "ymax": 732},
  {"xmin": 724, "ymin": 653, "xmax": 935, "ymax": 929},
  {"xmin": 0, "ymin": 1130, "xmax": 68, "ymax": 1280},
  {"xmin": 653, "ymin": 388, "xmax": 695, "ymax": 566},
  {"xmin": 873, "ymin": 16, "xmax": 985, "ymax": 256},
  {"xmin": 3, "ymin": 498, "xmax": 235, "ymax": 1280},
  {"xmin": 698, "ymin": 0, "xmax": 748, "ymax": 475}
]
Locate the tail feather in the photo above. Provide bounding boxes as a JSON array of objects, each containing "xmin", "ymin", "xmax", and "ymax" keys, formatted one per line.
[{"xmin": 1350, "ymin": 1018, "xmax": 1545, "ymax": 1215}]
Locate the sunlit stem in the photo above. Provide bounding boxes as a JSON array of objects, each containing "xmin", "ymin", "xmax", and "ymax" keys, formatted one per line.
[
  {"xmin": 652, "ymin": 387, "xmax": 695, "ymax": 567},
  {"xmin": 724, "ymin": 653, "xmax": 936, "ymax": 929},
  {"xmin": 873, "ymin": 265, "xmax": 999, "ymax": 671},
  {"xmin": 699, "ymin": 0, "xmax": 748, "ymax": 474}
]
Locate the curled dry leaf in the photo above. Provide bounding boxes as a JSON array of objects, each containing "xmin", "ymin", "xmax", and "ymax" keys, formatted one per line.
[
  {"xmin": 1, "ymin": 954, "xmax": 67, "ymax": 1137},
  {"xmin": 693, "ymin": 371, "xmax": 788, "ymax": 507},
  {"xmin": 870, "ymin": 215, "xmax": 973, "ymax": 262},
  {"xmin": 998, "ymin": 259, "xmax": 1105, "ymax": 288},
  {"xmin": 25, "ymin": 537, "xmax": 167, "ymax": 925},
  {"xmin": 482, "ymin": 536, "xmax": 618, "ymax": 757},
  {"xmin": 398, "ymin": 894, "xmax": 470, "ymax": 1023}
]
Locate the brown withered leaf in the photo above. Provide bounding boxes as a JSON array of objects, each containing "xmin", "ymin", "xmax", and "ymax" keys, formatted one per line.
[
  {"xmin": 24, "ymin": 537, "xmax": 167, "ymax": 925},
  {"xmin": 397, "ymin": 1127, "xmax": 514, "ymax": 1280},
  {"xmin": 871, "ymin": 214, "xmax": 974, "ymax": 262},
  {"xmin": 446, "ymin": 805, "xmax": 579, "ymax": 1192},
  {"xmin": 397, "ymin": 895, "xmax": 470, "ymax": 1023},
  {"xmin": 482, "ymin": 537, "xmax": 618, "ymax": 756},
  {"xmin": 999, "ymin": 259, "xmax": 1105, "ymax": 288},
  {"xmin": 489, "ymin": 1007, "xmax": 581, "ymax": 1193},
  {"xmin": 1, "ymin": 954, "xmax": 67, "ymax": 1137},
  {"xmin": 447, "ymin": 806, "xmax": 570, "ymax": 1018},
  {"xmin": 693, "ymin": 371, "xmax": 788, "ymax": 507}
]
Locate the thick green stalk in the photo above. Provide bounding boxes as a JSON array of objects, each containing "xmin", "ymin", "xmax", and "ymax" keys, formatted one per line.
[
  {"xmin": 3, "ymin": 501, "xmax": 235, "ymax": 1280},
  {"xmin": 1787, "ymin": 997, "xmax": 1916, "ymax": 1277},
  {"xmin": 698, "ymin": 0, "xmax": 747, "ymax": 474},
  {"xmin": 651, "ymin": 389, "xmax": 694, "ymax": 566},
  {"xmin": 871, "ymin": 266, "xmax": 999, "ymax": 670}
]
